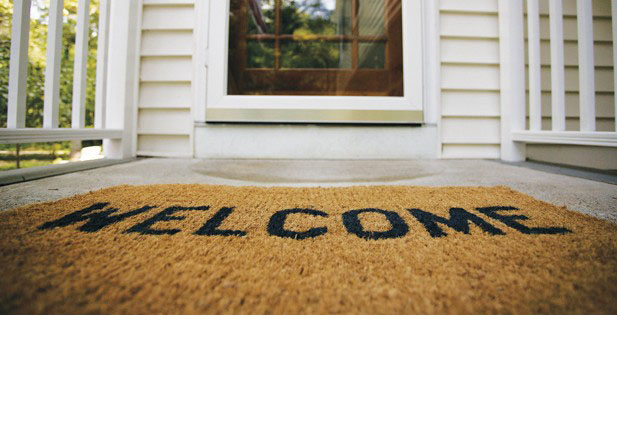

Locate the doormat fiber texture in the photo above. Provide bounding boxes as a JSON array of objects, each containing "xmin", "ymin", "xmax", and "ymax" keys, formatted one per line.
[{"xmin": 1, "ymin": 185, "xmax": 616, "ymax": 314}]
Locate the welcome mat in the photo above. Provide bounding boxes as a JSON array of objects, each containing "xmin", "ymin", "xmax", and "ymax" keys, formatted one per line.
[{"xmin": 1, "ymin": 185, "xmax": 616, "ymax": 314}]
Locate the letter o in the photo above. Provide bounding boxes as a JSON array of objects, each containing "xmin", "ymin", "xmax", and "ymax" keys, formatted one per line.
[{"xmin": 342, "ymin": 208, "xmax": 409, "ymax": 240}]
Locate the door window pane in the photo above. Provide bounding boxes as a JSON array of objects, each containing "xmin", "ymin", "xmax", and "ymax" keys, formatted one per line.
[
  {"xmin": 281, "ymin": 41, "xmax": 352, "ymax": 69},
  {"xmin": 358, "ymin": 0, "xmax": 385, "ymax": 36},
  {"xmin": 281, "ymin": 0, "xmax": 352, "ymax": 36},
  {"xmin": 228, "ymin": 0, "xmax": 403, "ymax": 96},
  {"xmin": 246, "ymin": 41, "xmax": 275, "ymax": 68},
  {"xmin": 359, "ymin": 41, "xmax": 385, "ymax": 69},
  {"xmin": 246, "ymin": 0, "xmax": 276, "ymax": 34}
]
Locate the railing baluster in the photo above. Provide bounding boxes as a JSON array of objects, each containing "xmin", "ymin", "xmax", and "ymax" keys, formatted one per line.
[
  {"xmin": 612, "ymin": 0, "xmax": 617, "ymax": 131},
  {"xmin": 72, "ymin": 0, "xmax": 91, "ymax": 129},
  {"xmin": 1, "ymin": 0, "xmax": 127, "ymax": 160},
  {"xmin": 549, "ymin": 0, "xmax": 566, "ymax": 131},
  {"xmin": 95, "ymin": 0, "xmax": 110, "ymax": 129},
  {"xmin": 7, "ymin": 0, "xmax": 32, "ymax": 129},
  {"xmin": 43, "ymin": 0, "xmax": 64, "ymax": 128},
  {"xmin": 527, "ymin": 0, "xmax": 542, "ymax": 130},
  {"xmin": 577, "ymin": 0, "xmax": 596, "ymax": 131}
]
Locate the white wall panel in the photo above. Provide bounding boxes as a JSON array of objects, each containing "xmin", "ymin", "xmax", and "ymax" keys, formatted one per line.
[
  {"xmin": 441, "ymin": 118, "xmax": 501, "ymax": 144},
  {"xmin": 441, "ymin": 65, "xmax": 500, "ymax": 90},
  {"xmin": 138, "ymin": 135, "xmax": 192, "ymax": 157},
  {"xmin": 140, "ymin": 56, "xmax": 193, "ymax": 82},
  {"xmin": 440, "ymin": 0, "xmax": 502, "ymax": 159},
  {"xmin": 138, "ymin": 108, "xmax": 192, "ymax": 135},
  {"xmin": 442, "ymin": 144, "xmax": 501, "ymax": 159},
  {"xmin": 137, "ymin": 2, "xmax": 194, "ymax": 157},
  {"xmin": 141, "ymin": 30, "xmax": 193, "ymax": 56},
  {"xmin": 441, "ymin": 13, "xmax": 500, "ymax": 38},
  {"xmin": 441, "ymin": 38, "xmax": 500, "ymax": 64},
  {"xmin": 142, "ymin": 5, "xmax": 194, "ymax": 30}
]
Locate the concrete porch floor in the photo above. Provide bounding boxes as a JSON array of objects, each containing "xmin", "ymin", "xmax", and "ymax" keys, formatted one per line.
[{"xmin": 1, "ymin": 158, "xmax": 616, "ymax": 223}]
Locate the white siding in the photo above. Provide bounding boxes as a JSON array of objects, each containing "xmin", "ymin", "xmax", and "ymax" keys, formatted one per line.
[
  {"xmin": 137, "ymin": 0, "xmax": 195, "ymax": 157},
  {"xmin": 524, "ymin": 0, "xmax": 616, "ymax": 169},
  {"xmin": 524, "ymin": 0, "xmax": 615, "ymax": 131},
  {"xmin": 439, "ymin": 0, "xmax": 615, "ymax": 163},
  {"xmin": 440, "ymin": 0, "xmax": 502, "ymax": 159}
]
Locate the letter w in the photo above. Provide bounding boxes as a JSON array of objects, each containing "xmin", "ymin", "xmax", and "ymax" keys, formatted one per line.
[
  {"xmin": 408, "ymin": 208, "xmax": 505, "ymax": 238},
  {"xmin": 39, "ymin": 203, "xmax": 155, "ymax": 233}
]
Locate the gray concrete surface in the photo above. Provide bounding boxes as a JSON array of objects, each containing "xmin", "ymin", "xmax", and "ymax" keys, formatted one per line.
[{"xmin": 1, "ymin": 158, "xmax": 616, "ymax": 222}]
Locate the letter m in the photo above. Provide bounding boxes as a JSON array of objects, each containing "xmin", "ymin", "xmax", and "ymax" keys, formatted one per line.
[
  {"xmin": 39, "ymin": 203, "xmax": 155, "ymax": 233},
  {"xmin": 408, "ymin": 208, "xmax": 505, "ymax": 238}
]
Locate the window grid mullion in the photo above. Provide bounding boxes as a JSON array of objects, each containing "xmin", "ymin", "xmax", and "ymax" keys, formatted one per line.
[
  {"xmin": 352, "ymin": 0, "xmax": 359, "ymax": 69},
  {"xmin": 275, "ymin": 0, "xmax": 281, "ymax": 70}
]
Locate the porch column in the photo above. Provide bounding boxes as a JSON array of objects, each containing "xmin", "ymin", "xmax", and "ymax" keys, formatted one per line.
[
  {"xmin": 103, "ymin": 0, "xmax": 140, "ymax": 159},
  {"xmin": 498, "ymin": 0, "xmax": 526, "ymax": 162}
]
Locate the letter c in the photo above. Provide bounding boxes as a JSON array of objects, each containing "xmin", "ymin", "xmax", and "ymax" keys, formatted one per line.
[{"xmin": 267, "ymin": 208, "xmax": 329, "ymax": 240}]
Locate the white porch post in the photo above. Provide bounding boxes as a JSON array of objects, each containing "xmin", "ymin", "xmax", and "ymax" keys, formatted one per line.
[
  {"xmin": 43, "ymin": 0, "xmax": 64, "ymax": 128},
  {"xmin": 527, "ymin": 0, "xmax": 542, "ymax": 131},
  {"xmin": 576, "ymin": 0, "xmax": 596, "ymax": 132},
  {"xmin": 95, "ymin": 0, "xmax": 111, "ymax": 129},
  {"xmin": 498, "ymin": 0, "xmax": 526, "ymax": 161},
  {"xmin": 72, "ymin": 0, "xmax": 90, "ymax": 130},
  {"xmin": 70, "ymin": 0, "xmax": 90, "ymax": 157},
  {"xmin": 103, "ymin": 0, "xmax": 140, "ymax": 159},
  {"xmin": 7, "ymin": 0, "xmax": 32, "ymax": 129},
  {"xmin": 549, "ymin": 0, "xmax": 566, "ymax": 131}
]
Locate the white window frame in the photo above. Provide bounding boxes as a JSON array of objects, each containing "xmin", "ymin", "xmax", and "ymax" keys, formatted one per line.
[{"xmin": 202, "ymin": 0, "xmax": 424, "ymax": 124}]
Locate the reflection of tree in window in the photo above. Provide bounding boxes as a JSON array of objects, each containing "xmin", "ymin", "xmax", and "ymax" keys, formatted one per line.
[{"xmin": 228, "ymin": 0, "xmax": 403, "ymax": 96}]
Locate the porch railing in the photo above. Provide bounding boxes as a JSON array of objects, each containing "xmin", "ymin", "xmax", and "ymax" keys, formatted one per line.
[
  {"xmin": 0, "ymin": 0, "xmax": 137, "ymax": 159},
  {"xmin": 499, "ymin": 0, "xmax": 617, "ymax": 161}
]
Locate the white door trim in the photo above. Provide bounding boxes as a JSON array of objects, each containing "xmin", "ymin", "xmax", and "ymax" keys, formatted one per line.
[{"xmin": 199, "ymin": 0, "xmax": 427, "ymax": 124}]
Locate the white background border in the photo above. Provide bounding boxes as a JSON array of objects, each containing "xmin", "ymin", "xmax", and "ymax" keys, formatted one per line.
[{"xmin": 1, "ymin": 317, "xmax": 616, "ymax": 430}]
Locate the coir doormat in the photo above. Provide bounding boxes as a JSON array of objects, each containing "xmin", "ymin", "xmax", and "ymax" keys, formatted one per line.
[{"xmin": 1, "ymin": 184, "xmax": 616, "ymax": 314}]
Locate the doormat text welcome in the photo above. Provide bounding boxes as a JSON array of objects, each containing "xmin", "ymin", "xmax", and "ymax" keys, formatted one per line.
[{"xmin": 39, "ymin": 202, "xmax": 572, "ymax": 240}]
